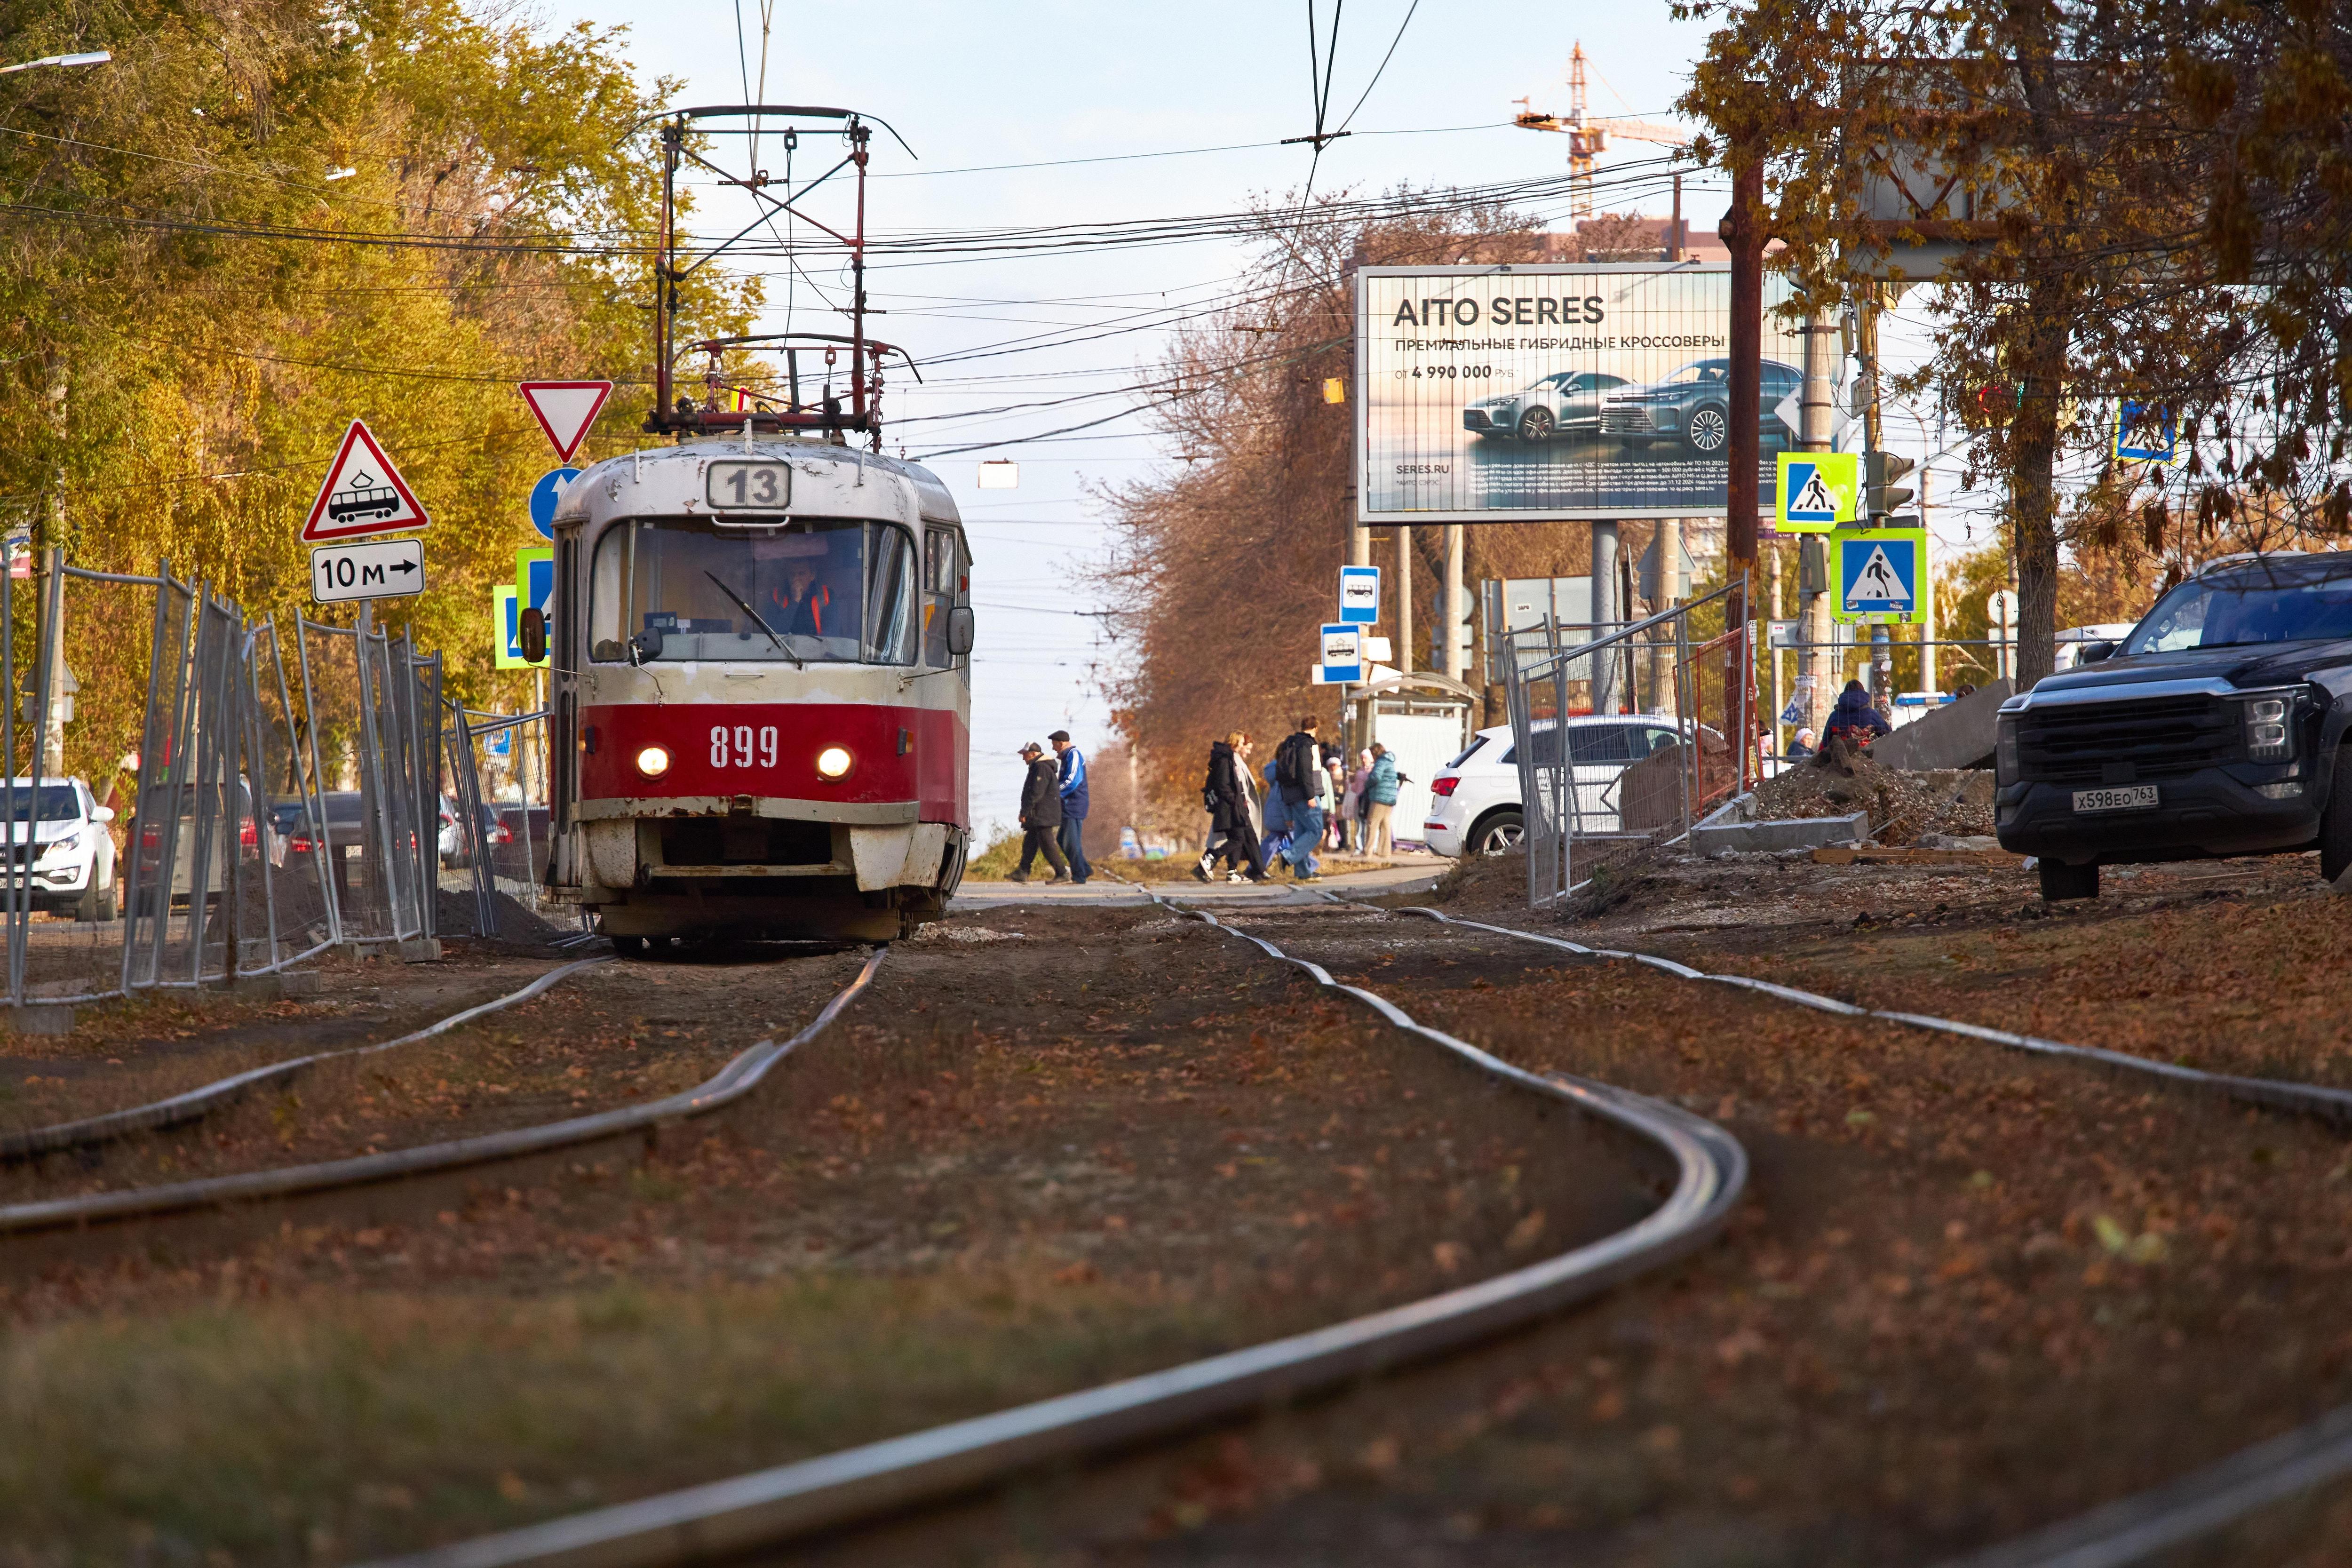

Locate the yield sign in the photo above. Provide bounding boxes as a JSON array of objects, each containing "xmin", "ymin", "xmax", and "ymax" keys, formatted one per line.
[
  {"xmin": 299, "ymin": 420, "xmax": 429, "ymax": 543},
  {"xmin": 518, "ymin": 380, "xmax": 612, "ymax": 462}
]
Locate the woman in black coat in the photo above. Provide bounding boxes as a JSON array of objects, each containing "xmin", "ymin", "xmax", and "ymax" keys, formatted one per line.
[{"xmin": 1194, "ymin": 733, "xmax": 1265, "ymax": 882}]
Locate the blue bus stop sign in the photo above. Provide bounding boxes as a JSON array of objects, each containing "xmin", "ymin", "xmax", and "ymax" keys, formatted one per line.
[{"xmin": 529, "ymin": 467, "xmax": 582, "ymax": 540}]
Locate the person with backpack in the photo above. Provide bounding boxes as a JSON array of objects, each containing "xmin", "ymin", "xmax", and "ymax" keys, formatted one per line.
[
  {"xmin": 1194, "ymin": 732, "xmax": 1266, "ymax": 883},
  {"xmin": 1271, "ymin": 716, "xmax": 1327, "ymax": 879},
  {"xmin": 1364, "ymin": 741, "xmax": 1403, "ymax": 858}
]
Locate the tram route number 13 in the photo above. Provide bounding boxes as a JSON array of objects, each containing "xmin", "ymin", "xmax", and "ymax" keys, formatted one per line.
[{"xmin": 711, "ymin": 724, "xmax": 780, "ymax": 769}]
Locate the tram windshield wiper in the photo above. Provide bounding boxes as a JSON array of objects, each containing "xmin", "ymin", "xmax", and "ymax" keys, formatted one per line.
[{"xmin": 702, "ymin": 570, "xmax": 801, "ymax": 667}]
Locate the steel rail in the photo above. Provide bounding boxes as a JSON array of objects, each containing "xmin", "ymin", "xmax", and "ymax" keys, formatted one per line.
[
  {"xmin": 1313, "ymin": 893, "xmax": 2352, "ymax": 1564},
  {"xmin": 0, "ymin": 948, "xmax": 882, "ymax": 1237},
  {"xmin": 0, "ymin": 956, "xmax": 614, "ymax": 1164},
  {"xmin": 1359, "ymin": 902, "xmax": 2352, "ymax": 1126},
  {"xmin": 359, "ymin": 899, "xmax": 1744, "ymax": 1568}
]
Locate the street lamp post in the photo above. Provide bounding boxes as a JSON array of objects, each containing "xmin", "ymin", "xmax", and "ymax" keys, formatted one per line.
[{"xmin": 0, "ymin": 51, "xmax": 110, "ymax": 76}]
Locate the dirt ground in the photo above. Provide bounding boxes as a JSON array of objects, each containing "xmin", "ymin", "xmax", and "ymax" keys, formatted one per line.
[
  {"xmin": 766, "ymin": 894, "xmax": 2352, "ymax": 1568},
  {"xmin": 0, "ymin": 907, "xmax": 1659, "ymax": 1563}
]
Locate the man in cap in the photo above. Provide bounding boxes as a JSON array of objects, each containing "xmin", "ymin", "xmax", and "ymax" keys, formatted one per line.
[
  {"xmin": 1008, "ymin": 741, "xmax": 1070, "ymax": 883},
  {"xmin": 1049, "ymin": 729, "xmax": 1090, "ymax": 885}
]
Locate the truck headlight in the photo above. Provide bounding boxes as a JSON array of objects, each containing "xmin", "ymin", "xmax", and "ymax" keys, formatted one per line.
[
  {"xmin": 1996, "ymin": 715, "xmax": 2019, "ymax": 783},
  {"xmin": 2235, "ymin": 688, "xmax": 2302, "ymax": 762}
]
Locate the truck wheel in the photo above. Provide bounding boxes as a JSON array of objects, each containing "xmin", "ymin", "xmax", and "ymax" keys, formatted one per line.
[
  {"xmin": 2038, "ymin": 859, "xmax": 2099, "ymax": 902},
  {"xmin": 2320, "ymin": 744, "xmax": 2352, "ymax": 883}
]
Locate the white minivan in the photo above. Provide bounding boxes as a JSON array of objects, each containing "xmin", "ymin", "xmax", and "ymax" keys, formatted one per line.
[{"xmin": 1422, "ymin": 718, "xmax": 1696, "ymax": 858}]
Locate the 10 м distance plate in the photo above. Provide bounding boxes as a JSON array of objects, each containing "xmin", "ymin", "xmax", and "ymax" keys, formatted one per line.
[{"xmin": 311, "ymin": 537, "xmax": 425, "ymax": 604}]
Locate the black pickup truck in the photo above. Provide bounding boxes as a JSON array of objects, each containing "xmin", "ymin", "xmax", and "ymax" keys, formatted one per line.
[{"xmin": 1994, "ymin": 551, "xmax": 2352, "ymax": 901}]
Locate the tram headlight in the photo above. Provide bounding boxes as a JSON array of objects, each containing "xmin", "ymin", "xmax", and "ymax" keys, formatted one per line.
[
  {"xmin": 815, "ymin": 745, "xmax": 854, "ymax": 780},
  {"xmin": 634, "ymin": 744, "xmax": 672, "ymax": 779}
]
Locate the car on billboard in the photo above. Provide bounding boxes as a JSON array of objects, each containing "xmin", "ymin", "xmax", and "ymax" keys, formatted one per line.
[
  {"xmin": 1461, "ymin": 371, "xmax": 1629, "ymax": 442},
  {"xmin": 1600, "ymin": 358, "xmax": 1804, "ymax": 455}
]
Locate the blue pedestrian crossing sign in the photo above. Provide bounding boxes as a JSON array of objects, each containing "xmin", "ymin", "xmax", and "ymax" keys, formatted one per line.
[
  {"xmin": 2113, "ymin": 400, "xmax": 2175, "ymax": 463},
  {"xmin": 1830, "ymin": 525, "xmax": 1926, "ymax": 624},
  {"xmin": 1775, "ymin": 451, "xmax": 1859, "ymax": 533}
]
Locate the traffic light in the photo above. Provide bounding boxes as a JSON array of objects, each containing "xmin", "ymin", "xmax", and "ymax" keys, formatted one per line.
[{"xmin": 1866, "ymin": 450, "xmax": 1915, "ymax": 518}]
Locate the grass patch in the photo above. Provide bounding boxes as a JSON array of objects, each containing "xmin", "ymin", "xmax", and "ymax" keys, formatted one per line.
[{"xmin": 0, "ymin": 1267, "xmax": 1242, "ymax": 1563}]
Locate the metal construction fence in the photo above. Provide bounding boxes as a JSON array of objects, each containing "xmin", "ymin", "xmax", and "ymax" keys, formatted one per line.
[
  {"xmin": 0, "ymin": 552, "xmax": 568, "ymax": 1011},
  {"xmin": 1500, "ymin": 579, "xmax": 1753, "ymax": 908}
]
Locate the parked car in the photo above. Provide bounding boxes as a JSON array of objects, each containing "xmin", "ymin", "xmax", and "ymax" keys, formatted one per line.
[
  {"xmin": 1600, "ymin": 357, "xmax": 1803, "ymax": 455},
  {"xmin": 129, "ymin": 780, "xmax": 258, "ymax": 912},
  {"xmin": 1462, "ymin": 371, "xmax": 1629, "ymax": 441},
  {"xmin": 439, "ymin": 798, "xmax": 510, "ymax": 868},
  {"xmin": 1996, "ymin": 549, "xmax": 2352, "ymax": 901},
  {"xmin": 3, "ymin": 777, "xmax": 118, "ymax": 921},
  {"xmin": 1423, "ymin": 718, "xmax": 1696, "ymax": 857}
]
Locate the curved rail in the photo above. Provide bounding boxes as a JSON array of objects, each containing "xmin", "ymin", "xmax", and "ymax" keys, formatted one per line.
[
  {"xmin": 359, "ymin": 898, "xmax": 1744, "ymax": 1568},
  {"xmin": 1351, "ymin": 901, "xmax": 2352, "ymax": 1127},
  {"xmin": 0, "ymin": 956, "xmax": 615, "ymax": 1164},
  {"xmin": 0, "ymin": 948, "xmax": 883, "ymax": 1237},
  {"xmin": 1315, "ymin": 893, "xmax": 2352, "ymax": 1562}
]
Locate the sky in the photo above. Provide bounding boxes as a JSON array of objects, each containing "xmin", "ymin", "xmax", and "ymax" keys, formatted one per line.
[{"xmin": 548, "ymin": 1, "xmax": 1750, "ymax": 831}]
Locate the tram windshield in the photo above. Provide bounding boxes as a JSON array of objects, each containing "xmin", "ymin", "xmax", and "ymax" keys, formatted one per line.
[{"xmin": 588, "ymin": 517, "xmax": 917, "ymax": 665}]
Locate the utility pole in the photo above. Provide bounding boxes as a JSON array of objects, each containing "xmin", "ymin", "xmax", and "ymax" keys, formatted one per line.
[
  {"xmin": 1859, "ymin": 293, "xmax": 1892, "ymax": 708},
  {"xmin": 1397, "ymin": 526, "xmax": 1414, "ymax": 677},
  {"xmin": 1722, "ymin": 159, "xmax": 1766, "ymax": 784},
  {"xmin": 1589, "ymin": 521, "xmax": 1618, "ymax": 712},
  {"xmin": 1798, "ymin": 308, "xmax": 1840, "ymax": 741},
  {"xmin": 1919, "ymin": 464, "xmax": 1937, "ymax": 696},
  {"xmin": 1442, "ymin": 523, "xmax": 1465, "ymax": 682}
]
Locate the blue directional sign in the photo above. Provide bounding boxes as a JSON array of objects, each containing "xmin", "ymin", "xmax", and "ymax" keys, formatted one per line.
[
  {"xmin": 1831, "ymin": 526, "xmax": 1926, "ymax": 624},
  {"xmin": 2114, "ymin": 400, "xmax": 2176, "ymax": 463},
  {"xmin": 485, "ymin": 724, "xmax": 513, "ymax": 759},
  {"xmin": 529, "ymin": 466, "xmax": 582, "ymax": 540},
  {"xmin": 1338, "ymin": 565, "xmax": 1380, "ymax": 624},
  {"xmin": 1317, "ymin": 623, "xmax": 1364, "ymax": 684}
]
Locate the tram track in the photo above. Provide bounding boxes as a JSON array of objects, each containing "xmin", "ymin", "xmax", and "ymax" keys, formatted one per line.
[
  {"xmin": 1281, "ymin": 887, "xmax": 2352, "ymax": 1567},
  {"xmin": 1346, "ymin": 897, "xmax": 2352, "ymax": 1127},
  {"xmin": 358, "ymin": 894, "xmax": 1745, "ymax": 1568},
  {"xmin": 0, "ymin": 956, "xmax": 615, "ymax": 1164},
  {"xmin": 0, "ymin": 948, "xmax": 883, "ymax": 1239}
]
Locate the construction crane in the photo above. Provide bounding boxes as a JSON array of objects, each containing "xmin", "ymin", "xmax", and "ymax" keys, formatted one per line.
[{"xmin": 1513, "ymin": 43, "xmax": 1693, "ymax": 220}]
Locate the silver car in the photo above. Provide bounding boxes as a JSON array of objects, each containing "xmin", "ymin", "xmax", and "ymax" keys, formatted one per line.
[{"xmin": 1462, "ymin": 371, "xmax": 1628, "ymax": 442}]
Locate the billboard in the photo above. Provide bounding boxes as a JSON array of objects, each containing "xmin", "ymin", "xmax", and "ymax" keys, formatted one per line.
[{"xmin": 1354, "ymin": 264, "xmax": 1805, "ymax": 523}]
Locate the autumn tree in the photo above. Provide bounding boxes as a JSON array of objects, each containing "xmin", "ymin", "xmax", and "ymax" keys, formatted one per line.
[{"xmin": 1676, "ymin": 0, "xmax": 2350, "ymax": 685}]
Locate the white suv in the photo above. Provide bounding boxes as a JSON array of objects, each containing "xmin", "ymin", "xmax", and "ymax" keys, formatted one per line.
[
  {"xmin": 5, "ymin": 776, "xmax": 119, "ymax": 920},
  {"xmin": 1423, "ymin": 719, "xmax": 1695, "ymax": 858}
]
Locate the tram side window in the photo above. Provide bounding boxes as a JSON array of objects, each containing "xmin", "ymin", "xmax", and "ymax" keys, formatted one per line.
[
  {"xmin": 586, "ymin": 517, "xmax": 918, "ymax": 664},
  {"xmin": 922, "ymin": 529, "xmax": 956, "ymax": 667},
  {"xmin": 865, "ymin": 522, "xmax": 918, "ymax": 666}
]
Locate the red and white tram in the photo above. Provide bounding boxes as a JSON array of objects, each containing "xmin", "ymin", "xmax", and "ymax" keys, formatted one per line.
[{"xmin": 540, "ymin": 437, "xmax": 972, "ymax": 947}]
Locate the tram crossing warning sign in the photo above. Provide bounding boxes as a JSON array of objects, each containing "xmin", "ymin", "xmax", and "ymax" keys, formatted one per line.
[
  {"xmin": 1829, "ymin": 525, "xmax": 1926, "ymax": 624},
  {"xmin": 518, "ymin": 381, "xmax": 612, "ymax": 463},
  {"xmin": 301, "ymin": 420, "xmax": 429, "ymax": 542},
  {"xmin": 1776, "ymin": 451, "xmax": 1859, "ymax": 533}
]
